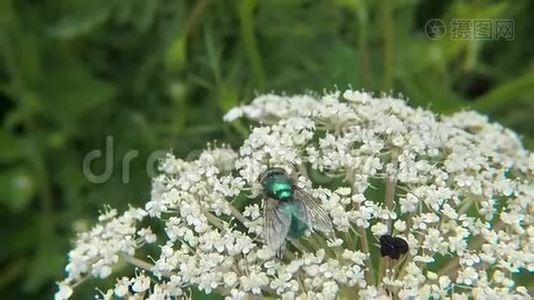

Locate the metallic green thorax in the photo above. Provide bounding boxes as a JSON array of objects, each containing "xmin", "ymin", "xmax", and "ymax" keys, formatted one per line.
[{"xmin": 263, "ymin": 174, "xmax": 294, "ymax": 201}]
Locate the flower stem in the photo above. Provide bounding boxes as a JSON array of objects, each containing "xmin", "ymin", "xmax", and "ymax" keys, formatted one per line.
[
  {"xmin": 123, "ymin": 255, "xmax": 177, "ymax": 278},
  {"xmin": 379, "ymin": 148, "xmax": 399, "ymax": 283},
  {"xmin": 358, "ymin": 226, "xmax": 375, "ymax": 285},
  {"xmin": 203, "ymin": 210, "xmax": 226, "ymax": 230},
  {"xmin": 385, "ymin": 148, "xmax": 399, "ymax": 230},
  {"xmin": 123, "ymin": 255, "xmax": 155, "ymax": 271},
  {"xmin": 184, "ymin": 0, "xmax": 212, "ymax": 37},
  {"xmin": 351, "ymin": 174, "xmax": 376, "ymax": 285},
  {"xmin": 229, "ymin": 204, "xmax": 249, "ymax": 225}
]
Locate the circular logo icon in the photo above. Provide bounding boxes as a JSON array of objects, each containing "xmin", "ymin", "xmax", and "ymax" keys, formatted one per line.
[{"xmin": 424, "ymin": 19, "xmax": 446, "ymax": 40}]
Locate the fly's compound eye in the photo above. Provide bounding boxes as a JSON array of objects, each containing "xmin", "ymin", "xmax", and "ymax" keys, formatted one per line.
[{"xmin": 258, "ymin": 167, "xmax": 289, "ymax": 184}]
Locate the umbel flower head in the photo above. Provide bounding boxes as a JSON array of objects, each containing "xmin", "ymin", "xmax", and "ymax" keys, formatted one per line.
[{"xmin": 57, "ymin": 90, "xmax": 534, "ymax": 299}]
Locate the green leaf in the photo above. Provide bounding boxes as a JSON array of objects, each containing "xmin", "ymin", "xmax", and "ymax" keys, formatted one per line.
[
  {"xmin": 0, "ymin": 166, "xmax": 35, "ymax": 211},
  {"xmin": 0, "ymin": 130, "xmax": 21, "ymax": 162},
  {"xmin": 114, "ymin": 0, "xmax": 160, "ymax": 31},
  {"xmin": 23, "ymin": 242, "xmax": 65, "ymax": 292},
  {"xmin": 32, "ymin": 62, "xmax": 116, "ymax": 130},
  {"xmin": 48, "ymin": 0, "xmax": 117, "ymax": 38},
  {"xmin": 473, "ymin": 69, "xmax": 534, "ymax": 112}
]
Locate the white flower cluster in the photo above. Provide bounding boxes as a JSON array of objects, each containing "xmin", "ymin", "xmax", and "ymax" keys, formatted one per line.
[{"xmin": 57, "ymin": 90, "xmax": 534, "ymax": 299}]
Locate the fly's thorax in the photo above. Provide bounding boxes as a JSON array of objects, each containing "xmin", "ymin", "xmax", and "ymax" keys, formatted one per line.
[{"xmin": 262, "ymin": 174, "xmax": 294, "ymax": 201}]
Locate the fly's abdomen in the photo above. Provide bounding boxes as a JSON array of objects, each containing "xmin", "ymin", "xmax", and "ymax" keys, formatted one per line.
[
  {"xmin": 287, "ymin": 203, "xmax": 308, "ymax": 238},
  {"xmin": 288, "ymin": 216, "xmax": 308, "ymax": 238}
]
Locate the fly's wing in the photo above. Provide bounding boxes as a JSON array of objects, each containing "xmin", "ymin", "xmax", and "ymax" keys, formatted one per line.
[
  {"xmin": 263, "ymin": 198, "xmax": 291, "ymax": 251},
  {"xmin": 292, "ymin": 186, "xmax": 334, "ymax": 235}
]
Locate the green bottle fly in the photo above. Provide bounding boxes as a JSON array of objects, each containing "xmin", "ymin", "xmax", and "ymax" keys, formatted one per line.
[{"xmin": 259, "ymin": 168, "xmax": 333, "ymax": 254}]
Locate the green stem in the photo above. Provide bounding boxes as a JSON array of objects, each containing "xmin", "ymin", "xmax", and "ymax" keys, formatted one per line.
[
  {"xmin": 384, "ymin": 149, "xmax": 399, "ymax": 231},
  {"xmin": 474, "ymin": 69, "xmax": 534, "ymax": 112},
  {"xmin": 203, "ymin": 210, "xmax": 226, "ymax": 230},
  {"xmin": 184, "ymin": 0, "xmax": 212, "ymax": 37},
  {"xmin": 355, "ymin": 1, "xmax": 371, "ymax": 88},
  {"xmin": 378, "ymin": 149, "xmax": 399, "ymax": 283},
  {"xmin": 238, "ymin": 0, "xmax": 266, "ymax": 90},
  {"xmin": 381, "ymin": 0, "xmax": 394, "ymax": 91},
  {"xmin": 123, "ymin": 255, "xmax": 177, "ymax": 278},
  {"xmin": 229, "ymin": 204, "xmax": 249, "ymax": 226},
  {"xmin": 350, "ymin": 171, "xmax": 375, "ymax": 285},
  {"xmin": 358, "ymin": 226, "xmax": 375, "ymax": 285}
]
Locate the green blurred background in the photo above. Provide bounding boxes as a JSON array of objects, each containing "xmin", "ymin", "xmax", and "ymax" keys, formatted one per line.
[{"xmin": 1, "ymin": 0, "xmax": 534, "ymax": 298}]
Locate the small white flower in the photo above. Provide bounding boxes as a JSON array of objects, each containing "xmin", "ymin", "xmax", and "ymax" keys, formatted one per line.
[
  {"xmin": 439, "ymin": 276, "xmax": 451, "ymax": 289},
  {"xmin": 114, "ymin": 277, "xmax": 131, "ymax": 297},
  {"xmin": 393, "ymin": 220, "xmax": 406, "ymax": 232},
  {"xmin": 243, "ymin": 204, "xmax": 261, "ymax": 220},
  {"xmin": 457, "ymin": 267, "xmax": 478, "ymax": 286},
  {"xmin": 442, "ymin": 203, "xmax": 458, "ymax": 219},
  {"xmin": 343, "ymin": 90, "xmax": 371, "ymax": 103},
  {"xmin": 399, "ymin": 193, "xmax": 419, "ymax": 213},
  {"xmin": 326, "ymin": 238, "xmax": 343, "ymax": 247},
  {"xmin": 131, "ymin": 273, "xmax": 151, "ymax": 292},
  {"xmin": 223, "ymin": 107, "xmax": 244, "ymax": 122},
  {"xmin": 138, "ymin": 227, "xmax": 157, "ymax": 244},
  {"xmin": 94, "ymin": 264, "xmax": 112, "ymax": 279},
  {"xmin": 414, "ymin": 255, "xmax": 434, "ymax": 263},
  {"xmin": 334, "ymin": 187, "xmax": 352, "ymax": 196},
  {"xmin": 98, "ymin": 207, "xmax": 117, "ymax": 222},
  {"xmin": 224, "ymin": 272, "xmax": 238, "ymax": 287},
  {"xmin": 240, "ymin": 272, "xmax": 269, "ymax": 295},
  {"xmin": 371, "ymin": 222, "xmax": 388, "ymax": 236},
  {"xmin": 426, "ymin": 271, "xmax": 438, "ymax": 280},
  {"xmin": 54, "ymin": 282, "xmax": 73, "ymax": 300},
  {"xmin": 351, "ymin": 193, "xmax": 366, "ymax": 204}
]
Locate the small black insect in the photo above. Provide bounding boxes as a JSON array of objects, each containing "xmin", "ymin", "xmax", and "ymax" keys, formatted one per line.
[{"xmin": 379, "ymin": 235, "xmax": 409, "ymax": 259}]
